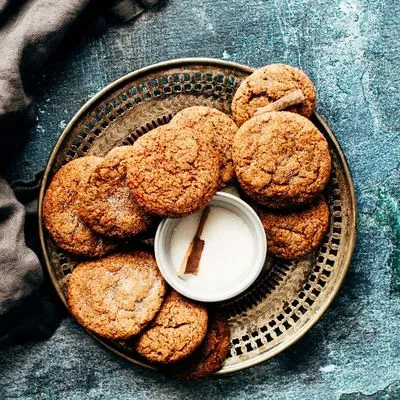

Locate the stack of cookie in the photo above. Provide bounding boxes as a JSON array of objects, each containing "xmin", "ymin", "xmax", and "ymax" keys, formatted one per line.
[
  {"xmin": 67, "ymin": 251, "xmax": 230, "ymax": 380},
  {"xmin": 231, "ymin": 64, "xmax": 331, "ymax": 260},
  {"xmin": 42, "ymin": 63, "xmax": 332, "ymax": 379},
  {"xmin": 43, "ymin": 108, "xmax": 235, "ymax": 379}
]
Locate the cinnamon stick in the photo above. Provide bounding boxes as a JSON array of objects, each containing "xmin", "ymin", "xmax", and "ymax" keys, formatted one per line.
[
  {"xmin": 254, "ymin": 89, "xmax": 305, "ymax": 116},
  {"xmin": 177, "ymin": 207, "xmax": 210, "ymax": 277}
]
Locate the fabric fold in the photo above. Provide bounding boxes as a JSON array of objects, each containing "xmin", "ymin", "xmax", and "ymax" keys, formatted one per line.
[{"xmin": 0, "ymin": 0, "xmax": 89, "ymax": 344}]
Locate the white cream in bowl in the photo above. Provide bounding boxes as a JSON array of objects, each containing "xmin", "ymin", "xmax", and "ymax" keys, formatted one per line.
[{"xmin": 155, "ymin": 192, "xmax": 267, "ymax": 302}]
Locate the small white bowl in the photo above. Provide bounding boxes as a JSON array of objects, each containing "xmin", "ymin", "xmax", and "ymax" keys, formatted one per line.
[{"xmin": 154, "ymin": 192, "xmax": 267, "ymax": 302}]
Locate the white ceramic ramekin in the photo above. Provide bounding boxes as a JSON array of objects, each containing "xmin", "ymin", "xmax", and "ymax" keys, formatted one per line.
[{"xmin": 154, "ymin": 192, "xmax": 267, "ymax": 302}]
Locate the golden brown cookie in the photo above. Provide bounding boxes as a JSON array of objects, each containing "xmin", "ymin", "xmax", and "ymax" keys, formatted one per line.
[
  {"xmin": 232, "ymin": 64, "xmax": 316, "ymax": 126},
  {"xmin": 257, "ymin": 196, "xmax": 330, "ymax": 260},
  {"xmin": 134, "ymin": 291, "xmax": 208, "ymax": 364},
  {"xmin": 233, "ymin": 112, "xmax": 331, "ymax": 208},
  {"xmin": 168, "ymin": 314, "xmax": 230, "ymax": 380},
  {"xmin": 126, "ymin": 125, "xmax": 219, "ymax": 217},
  {"xmin": 77, "ymin": 147, "xmax": 152, "ymax": 239},
  {"xmin": 42, "ymin": 157, "xmax": 116, "ymax": 257},
  {"xmin": 68, "ymin": 251, "xmax": 167, "ymax": 340},
  {"xmin": 170, "ymin": 106, "xmax": 238, "ymax": 187}
]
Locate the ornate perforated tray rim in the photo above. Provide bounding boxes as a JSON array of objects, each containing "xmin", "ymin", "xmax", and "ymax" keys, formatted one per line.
[{"xmin": 38, "ymin": 58, "xmax": 356, "ymax": 375}]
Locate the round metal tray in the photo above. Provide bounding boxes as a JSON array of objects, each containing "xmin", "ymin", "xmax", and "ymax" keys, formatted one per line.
[{"xmin": 38, "ymin": 58, "xmax": 356, "ymax": 374}]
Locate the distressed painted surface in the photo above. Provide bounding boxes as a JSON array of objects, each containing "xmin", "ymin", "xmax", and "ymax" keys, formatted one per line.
[{"xmin": 1, "ymin": 0, "xmax": 400, "ymax": 398}]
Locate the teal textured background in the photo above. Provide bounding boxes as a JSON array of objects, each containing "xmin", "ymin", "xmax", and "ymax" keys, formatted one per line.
[{"xmin": 1, "ymin": 0, "xmax": 399, "ymax": 398}]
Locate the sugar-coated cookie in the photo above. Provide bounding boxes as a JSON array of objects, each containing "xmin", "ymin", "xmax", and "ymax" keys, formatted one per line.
[
  {"xmin": 126, "ymin": 125, "xmax": 219, "ymax": 217},
  {"xmin": 232, "ymin": 64, "xmax": 316, "ymax": 126},
  {"xmin": 68, "ymin": 251, "xmax": 167, "ymax": 340},
  {"xmin": 257, "ymin": 196, "xmax": 330, "ymax": 260},
  {"xmin": 42, "ymin": 157, "xmax": 116, "ymax": 257},
  {"xmin": 233, "ymin": 112, "xmax": 331, "ymax": 208},
  {"xmin": 170, "ymin": 106, "xmax": 238, "ymax": 187},
  {"xmin": 134, "ymin": 291, "xmax": 208, "ymax": 364},
  {"xmin": 77, "ymin": 147, "xmax": 152, "ymax": 239}
]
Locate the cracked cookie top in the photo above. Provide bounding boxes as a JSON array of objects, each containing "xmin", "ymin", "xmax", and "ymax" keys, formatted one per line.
[
  {"xmin": 42, "ymin": 156, "xmax": 116, "ymax": 257},
  {"xmin": 77, "ymin": 146, "xmax": 152, "ymax": 239},
  {"xmin": 168, "ymin": 314, "xmax": 230, "ymax": 380},
  {"xmin": 170, "ymin": 106, "xmax": 238, "ymax": 188},
  {"xmin": 232, "ymin": 64, "xmax": 316, "ymax": 126},
  {"xmin": 257, "ymin": 196, "xmax": 330, "ymax": 260},
  {"xmin": 67, "ymin": 251, "xmax": 167, "ymax": 340},
  {"xmin": 233, "ymin": 111, "xmax": 331, "ymax": 208},
  {"xmin": 126, "ymin": 125, "xmax": 219, "ymax": 217},
  {"xmin": 134, "ymin": 291, "xmax": 208, "ymax": 364}
]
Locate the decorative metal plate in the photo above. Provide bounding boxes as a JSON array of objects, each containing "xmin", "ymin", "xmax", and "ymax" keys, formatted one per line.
[{"xmin": 38, "ymin": 58, "xmax": 356, "ymax": 374}]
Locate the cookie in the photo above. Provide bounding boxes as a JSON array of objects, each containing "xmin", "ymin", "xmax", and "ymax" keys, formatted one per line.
[
  {"xmin": 232, "ymin": 64, "xmax": 316, "ymax": 126},
  {"xmin": 168, "ymin": 314, "xmax": 230, "ymax": 380},
  {"xmin": 68, "ymin": 251, "xmax": 167, "ymax": 340},
  {"xmin": 77, "ymin": 147, "xmax": 152, "ymax": 239},
  {"xmin": 257, "ymin": 196, "xmax": 330, "ymax": 260},
  {"xmin": 233, "ymin": 112, "xmax": 331, "ymax": 208},
  {"xmin": 170, "ymin": 106, "xmax": 238, "ymax": 187},
  {"xmin": 134, "ymin": 291, "xmax": 208, "ymax": 364},
  {"xmin": 42, "ymin": 156, "xmax": 116, "ymax": 257},
  {"xmin": 126, "ymin": 125, "xmax": 219, "ymax": 217}
]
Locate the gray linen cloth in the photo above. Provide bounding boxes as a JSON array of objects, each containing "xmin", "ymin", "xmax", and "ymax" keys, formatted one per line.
[
  {"xmin": 0, "ymin": 0, "xmax": 151, "ymax": 345},
  {"xmin": 0, "ymin": 0, "xmax": 90, "ymax": 344}
]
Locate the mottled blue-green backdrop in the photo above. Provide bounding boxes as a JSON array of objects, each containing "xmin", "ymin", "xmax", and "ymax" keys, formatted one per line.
[{"xmin": 1, "ymin": 0, "xmax": 399, "ymax": 399}]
